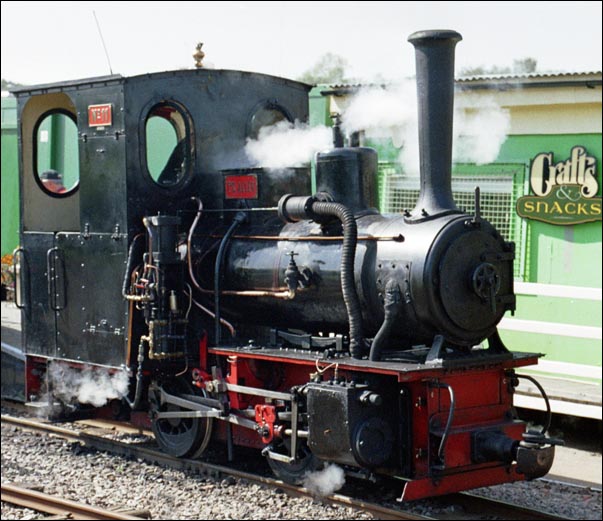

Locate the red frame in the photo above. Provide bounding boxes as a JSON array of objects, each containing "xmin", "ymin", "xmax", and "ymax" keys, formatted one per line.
[
  {"xmin": 208, "ymin": 347, "xmax": 539, "ymax": 499},
  {"xmin": 24, "ymin": 346, "xmax": 541, "ymax": 501}
]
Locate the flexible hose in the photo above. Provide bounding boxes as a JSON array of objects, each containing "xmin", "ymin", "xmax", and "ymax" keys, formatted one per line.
[
  {"xmin": 515, "ymin": 373, "xmax": 552, "ymax": 434},
  {"xmin": 311, "ymin": 201, "xmax": 365, "ymax": 358}
]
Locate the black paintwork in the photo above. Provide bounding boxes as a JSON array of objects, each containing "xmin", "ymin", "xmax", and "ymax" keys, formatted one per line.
[
  {"xmin": 15, "ymin": 69, "xmax": 311, "ymax": 368},
  {"xmin": 15, "ymin": 34, "xmax": 513, "ymax": 365}
]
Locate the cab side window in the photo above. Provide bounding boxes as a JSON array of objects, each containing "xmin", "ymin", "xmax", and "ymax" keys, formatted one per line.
[
  {"xmin": 35, "ymin": 111, "xmax": 79, "ymax": 196},
  {"xmin": 248, "ymin": 101, "xmax": 291, "ymax": 139},
  {"xmin": 145, "ymin": 103, "xmax": 192, "ymax": 187}
]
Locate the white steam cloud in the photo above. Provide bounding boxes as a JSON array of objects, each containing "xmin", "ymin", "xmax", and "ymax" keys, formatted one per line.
[
  {"xmin": 48, "ymin": 362, "xmax": 129, "ymax": 408},
  {"xmin": 452, "ymin": 98, "xmax": 511, "ymax": 164},
  {"xmin": 302, "ymin": 463, "xmax": 346, "ymax": 497},
  {"xmin": 245, "ymin": 120, "xmax": 332, "ymax": 169},
  {"xmin": 243, "ymin": 84, "xmax": 509, "ymax": 175},
  {"xmin": 340, "ymin": 83, "xmax": 510, "ymax": 176},
  {"xmin": 341, "ymin": 83, "xmax": 418, "ymax": 147}
]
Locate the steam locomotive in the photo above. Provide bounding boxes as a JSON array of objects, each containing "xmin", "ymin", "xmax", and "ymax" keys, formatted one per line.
[{"xmin": 11, "ymin": 30, "xmax": 558, "ymax": 500}]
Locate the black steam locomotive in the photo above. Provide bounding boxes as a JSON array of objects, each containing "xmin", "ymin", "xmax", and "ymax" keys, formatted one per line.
[{"xmin": 11, "ymin": 30, "xmax": 558, "ymax": 500}]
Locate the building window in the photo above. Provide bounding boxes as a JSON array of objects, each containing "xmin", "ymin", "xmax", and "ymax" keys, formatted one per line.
[
  {"xmin": 380, "ymin": 162, "xmax": 527, "ymax": 279},
  {"xmin": 145, "ymin": 102, "xmax": 192, "ymax": 187},
  {"xmin": 35, "ymin": 111, "xmax": 79, "ymax": 196}
]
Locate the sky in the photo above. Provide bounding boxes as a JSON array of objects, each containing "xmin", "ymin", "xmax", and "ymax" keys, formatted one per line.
[{"xmin": 1, "ymin": 1, "xmax": 602, "ymax": 87}]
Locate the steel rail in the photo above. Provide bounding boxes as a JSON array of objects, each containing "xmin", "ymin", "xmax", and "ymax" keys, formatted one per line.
[
  {"xmin": 444, "ymin": 492, "xmax": 568, "ymax": 520},
  {"xmin": 1, "ymin": 483, "xmax": 146, "ymax": 520},
  {"xmin": 1, "ymin": 414, "xmax": 428, "ymax": 520},
  {"xmin": 0, "ymin": 414, "xmax": 573, "ymax": 520}
]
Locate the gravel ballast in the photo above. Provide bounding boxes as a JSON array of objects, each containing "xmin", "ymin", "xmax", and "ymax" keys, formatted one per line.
[
  {"xmin": 1, "ymin": 420, "xmax": 601, "ymax": 520},
  {"xmin": 1, "ymin": 424, "xmax": 372, "ymax": 520}
]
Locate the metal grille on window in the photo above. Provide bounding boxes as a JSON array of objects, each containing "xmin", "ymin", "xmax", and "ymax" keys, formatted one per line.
[{"xmin": 379, "ymin": 162, "xmax": 527, "ymax": 279}]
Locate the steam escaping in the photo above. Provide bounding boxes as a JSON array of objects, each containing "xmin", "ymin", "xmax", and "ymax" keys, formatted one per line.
[
  {"xmin": 341, "ymin": 83, "xmax": 418, "ymax": 148},
  {"xmin": 453, "ymin": 98, "xmax": 511, "ymax": 164},
  {"xmin": 244, "ymin": 84, "xmax": 509, "ymax": 174},
  {"xmin": 245, "ymin": 120, "xmax": 332, "ymax": 169},
  {"xmin": 340, "ymin": 83, "xmax": 510, "ymax": 175},
  {"xmin": 48, "ymin": 362, "xmax": 129, "ymax": 408},
  {"xmin": 302, "ymin": 463, "xmax": 346, "ymax": 497},
  {"xmin": 341, "ymin": 83, "xmax": 419, "ymax": 173}
]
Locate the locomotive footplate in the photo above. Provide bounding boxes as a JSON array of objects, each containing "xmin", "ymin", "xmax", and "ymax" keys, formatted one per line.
[{"xmin": 209, "ymin": 345, "xmax": 542, "ymax": 379}]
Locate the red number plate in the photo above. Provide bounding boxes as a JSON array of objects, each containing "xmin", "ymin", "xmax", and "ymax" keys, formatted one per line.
[
  {"xmin": 224, "ymin": 174, "xmax": 258, "ymax": 199},
  {"xmin": 88, "ymin": 104, "xmax": 112, "ymax": 127}
]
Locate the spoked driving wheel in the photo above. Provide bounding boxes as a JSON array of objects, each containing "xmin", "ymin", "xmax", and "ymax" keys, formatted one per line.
[{"xmin": 148, "ymin": 377, "xmax": 213, "ymax": 459}]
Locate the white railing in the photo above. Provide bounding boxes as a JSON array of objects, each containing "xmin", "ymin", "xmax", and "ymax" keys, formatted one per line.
[
  {"xmin": 514, "ymin": 282, "xmax": 602, "ymax": 301},
  {"xmin": 500, "ymin": 282, "xmax": 602, "ymax": 341},
  {"xmin": 502, "ymin": 282, "xmax": 602, "ymax": 419}
]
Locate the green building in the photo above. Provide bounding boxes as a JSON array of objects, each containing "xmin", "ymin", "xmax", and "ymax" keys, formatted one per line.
[{"xmin": 1, "ymin": 95, "xmax": 19, "ymax": 258}]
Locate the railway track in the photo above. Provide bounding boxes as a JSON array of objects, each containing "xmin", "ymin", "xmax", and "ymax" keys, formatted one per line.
[
  {"xmin": 1, "ymin": 411, "xmax": 570, "ymax": 520},
  {"xmin": 1, "ymin": 483, "xmax": 149, "ymax": 520}
]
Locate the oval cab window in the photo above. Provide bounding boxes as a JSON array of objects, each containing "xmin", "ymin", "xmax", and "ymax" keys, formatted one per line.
[
  {"xmin": 36, "ymin": 111, "xmax": 79, "ymax": 196},
  {"xmin": 145, "ymin": 103, "xmax": 192, "ymax": 187},
  {"xmin": 248, "ymin": 102, "xmax": 291, "ymax": 139}
]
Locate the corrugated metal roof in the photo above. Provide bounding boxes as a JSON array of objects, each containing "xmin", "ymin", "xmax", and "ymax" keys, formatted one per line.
[
  {"xmin": 457, "ymin": 70, "xmax": 601, "ymax": 82},
  {"xmin": 318, "ymin": 71, "xmax": 602, "ymax": 95}
]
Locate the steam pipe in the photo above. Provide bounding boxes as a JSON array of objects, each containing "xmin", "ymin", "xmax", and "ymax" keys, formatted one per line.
[
  {"xmin": 214, "ymin": 212, "xmax": 247, "ymax": 345},
  {"xmin": 124, "ymin": 336, "xmax": 146, "ymax": 410},
  {"xmin": 431, "ymin": 381, "xmax": 455, "ymax": 465},
  {"xmin": 186, "ymin": 197, "xmax": 205, "ymax": 294},
  {"xmin": 407, "ymin": 30, "xmax": 462, "ymax": 220},
  {"xmin": 369, "ymin": 280, "xmax": 402, "ymax": 361},
  {"xmin": 122, "ymin": 234, "xmax": 147, "ymax": 301},
  {"xmin": 185, "ymin": 198, "xmax": 295, "ymax": 301}
]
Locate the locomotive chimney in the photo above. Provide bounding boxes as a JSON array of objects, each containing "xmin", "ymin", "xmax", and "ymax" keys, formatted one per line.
[{"xmin": 407, "ymin": 30, "xmax": 462, "ymax": 221}]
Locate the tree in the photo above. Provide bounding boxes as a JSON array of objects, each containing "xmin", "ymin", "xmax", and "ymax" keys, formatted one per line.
[
  {"xmin": 1, "ymin": 78, "xmax": 25, "ymax": 91},
  {"xmin": 512, "ymin": 57, "xmax": 538, "ymax": 74},
  {"xmin": 297, "ymin": 53, "xmax": 351, "ymax": 85},
  {"xmin": 460, "ymin": 57, "xmax": 538, "ymax": 77}
]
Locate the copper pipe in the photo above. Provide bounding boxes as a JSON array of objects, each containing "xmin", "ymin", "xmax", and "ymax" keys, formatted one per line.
[
  {"xmin": 187, "ymin": 197, "xmax": 208, "ymax": 293},
  {"xmin": 184, "ymin": 289, "xmax": 237, "ymax": 337},
  {"xmin": 184, "ymin": 198, "xmax": 312, "ymax": 299},
  {"xmin": 125, "ymin": 300, "xmax": 134, "ymax": 366},
  {"xmin": 221, "ymin": 288, "xmax": 294, "ymax": 299},
  {"xmin": 199, "ymin": 234, "xmax": 405, "ymax": 242}
]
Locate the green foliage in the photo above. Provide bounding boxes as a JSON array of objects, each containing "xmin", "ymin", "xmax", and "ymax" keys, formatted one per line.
[
  {"xmin": 512, "ymin": 57, "xmax": 538, "ymax": 74},
  {"xmin": 1, "ymin": 78, "xmax": 25, "ymax": 91},
  {"xmin": 297, "ymin": 53, "xmax": 351, "ymax": 85},
  {"xmin": 460, "ymin": 57, "xmax": 538, "ymax": 77}
]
